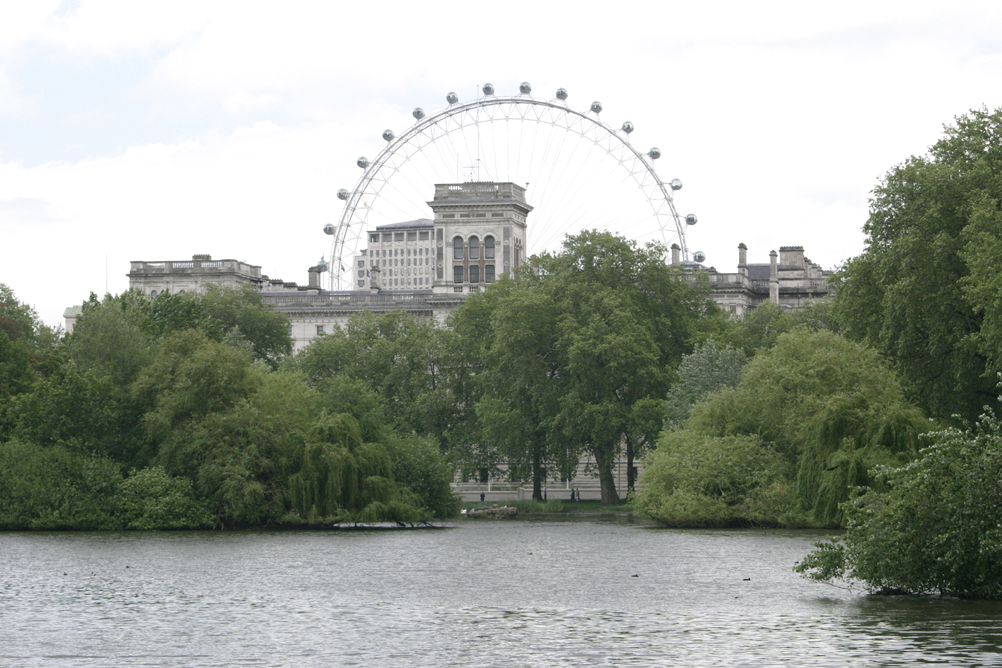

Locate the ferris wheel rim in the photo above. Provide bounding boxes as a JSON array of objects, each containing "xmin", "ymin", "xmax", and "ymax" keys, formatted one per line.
[{"xmin": 329, "ymin": 92, "xmax": 688, "ymax": 290}]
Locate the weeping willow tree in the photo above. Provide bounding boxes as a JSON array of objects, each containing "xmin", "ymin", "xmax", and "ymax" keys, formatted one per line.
[
  {"xmin": 641, "ymin": 329, "xmax": 930, "ymax": 527},
  {"xmin": 287, "ymin": 413, "xmax": 427, "ymax": 524}
]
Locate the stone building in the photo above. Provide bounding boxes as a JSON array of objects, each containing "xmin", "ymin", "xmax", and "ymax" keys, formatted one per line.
[
  {"xmin": 110, "ymin": 181, "xmax": 831, "ymax": 351},
  {"xmin": 351, "ymin": 181, "xmax": 529, "ymax": 294},
  {"xmin": 674, "ymin": 243, "xmax": 832, "ymax": 318}
]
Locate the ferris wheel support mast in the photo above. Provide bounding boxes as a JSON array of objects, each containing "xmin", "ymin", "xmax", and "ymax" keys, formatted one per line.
[{"xmin": 327, "ymin": 85, "xmax": 697, "ymax": 291}]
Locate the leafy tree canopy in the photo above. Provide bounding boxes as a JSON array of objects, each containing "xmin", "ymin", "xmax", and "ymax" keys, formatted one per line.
[
  {"xmin": 646, "ymin": 329, "xmax": 929, "ymax": 525},
  {"xmin": 796, "ymin": 413, "xmax": 1002, "ymax": 598},
  {"xmin": 833, "ymin": 108, "xmax": 1002, "ymax": 422}
]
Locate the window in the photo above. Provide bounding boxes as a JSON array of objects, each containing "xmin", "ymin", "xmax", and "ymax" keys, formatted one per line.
[
  {"xmin": 453, "ymin": 236, "xmax": 464, "ymax": 260},
  {"xmin": 407, "ymin": 232, "xmax": 416, "ymax": 241},
  {"xmin": 358, "ymin": 260, "xmax": 364, "ymax": 267},
  {"xmin": 485, "ymin": 236, "xmax": 495, "ymax": 259},
  {"xmin": 150, "ymin": 290, "xmax": 158, "ymax": 298},
  {"xmin": 358, "ymin": 280, "xmax": 364, "ymax": 288},
  {"xmin": 469, "ymin": 236, "xmax": 480, "ymax": 260},
  {"xmin": 316, "ymin": 325, "xmax": 324, "ymax": 336},
  {"xmin": 454, "ymin": 265, "xmax": 464, "ymax": 284},
  {"xmin": 469, "ymin": 265, "xmax": 480, "ymax": 283},
  {"xmin": 358, "ymin": 269, "xmax": 364, "ymax": 277},
  {"xmin": 486, "ymin": 264, "xmax": 495, "ymax": 283},
  {"xmin": 370, "ymin": 234, "xmax": 378, "ymax": 243}
]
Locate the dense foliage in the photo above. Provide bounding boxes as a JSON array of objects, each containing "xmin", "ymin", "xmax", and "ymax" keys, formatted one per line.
[
  {"xmin": 0, "ymin": 285, "xmax": 459, "ymax": 529},
  {"xmin": 635, "ymin": 329, "xmax": 929, "ymax": 527},
  {"xmin": 450, "ymin": 231, "xmax": 709, "ymax": 502},
  {"xmin": 796, "ymin": 414, "xmax": 1002, "ymax": 598},
  {"xmin": 834, "ymin": 108, "xmax": 1002, "ymax": 423}
]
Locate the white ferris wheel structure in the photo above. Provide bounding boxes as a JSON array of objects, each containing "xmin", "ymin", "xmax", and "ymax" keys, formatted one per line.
[{"xmin": 322, "ymin": 82, "xmax": 701, "ymax": 290}]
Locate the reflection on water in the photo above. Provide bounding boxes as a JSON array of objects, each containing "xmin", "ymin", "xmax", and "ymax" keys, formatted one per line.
[{"xmin": 1, "ymin": 518, "xmax": 999, "ymax": 667}]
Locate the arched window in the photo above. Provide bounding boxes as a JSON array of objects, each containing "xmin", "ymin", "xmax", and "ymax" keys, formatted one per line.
[
  {"xmin": 150, "ymin": 290, "xmax": 158, "ymax": 298},
  {"xmin": 454, "ymin": 265, "xmax": 464, "ymax": 284},
  {"xmin": 469, "ymin": 236, "xmax": 480, "ymax": 260},
  {"xmin": 453, "ymin": 236, "xmax": 464, "ymax": 260},
  {"xmin": 484, "ymin": 236, "xmax": 495, "ymax": 259}
]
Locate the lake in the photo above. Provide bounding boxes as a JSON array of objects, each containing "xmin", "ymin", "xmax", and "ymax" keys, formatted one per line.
[{"xmin": 1, "ymin": 516, "xmax": 1000, "ymax": 666}]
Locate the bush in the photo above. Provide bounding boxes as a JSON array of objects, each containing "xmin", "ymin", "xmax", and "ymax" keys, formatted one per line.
[
  {"xmin": 119, "ymin": 467, "xmax": 214, "ymax": 530},
  {"xmin": 0, "ymin": 440, "xmax": 123, "ymax": 530},
  {"xmin": 385, "ymin": 433, "xmax": 461, "ymax": 519},
  {"xmin": 633, "ymin": 431, "xmax": 797, "ymax": 527},
  {"xmin": 796, "ymin": 414, "xmax": 1002, "ymax": 598}
]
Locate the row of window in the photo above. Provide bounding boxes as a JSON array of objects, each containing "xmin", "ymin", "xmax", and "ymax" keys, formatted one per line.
[
  {"xmin": 363, "ymin": 246, "xmax": 432, "ymax": 258},
  {"xmin": 439, "ymin": 212, "xmax": 506, "ymax": 219},
  {"xmin": 454, "ymin": 235, "xmax": 495, "ymax": 260},
  {"xmin": 455, "ymin": 265, "xmax": 495, "ymax": 284},
  {"xmin": 369, "ymin": 257, "xmax": 430, "ymax": 268},
  {"xmin": 369, "ymin": 231, "xmax": 431, "ymax": 243}
]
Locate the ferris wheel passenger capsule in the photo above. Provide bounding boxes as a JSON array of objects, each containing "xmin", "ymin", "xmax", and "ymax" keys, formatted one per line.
[
  {"xmin": 694, "ymin": 251, "xmax": 706, "ymax": 263},
  {"xmin": 621, "ymin": 121, "xmax": 634, "ymax": 134},
  {"xmin": 446, "ymin": 91, "xmax": 459, "ymax": 104},
  {"xmin": 357, "ymin": 157, "xmax": 369, "ymax": 169},
  {"xmin": 685, "ymin": 213, "xmax": 698, "ymax": 225},
  {"xmin": 670, "ymin": 178, "xmax": 683, "ymax": 191},
  {"xmin": 412, "ymin": 107, "xmax": 425, "ymax": 120},
  {"xmin": 337, "ymin": 188, "xmax": 349, "ymax": 200},
  {"xmin": 382, "ymin": 129, "xmax": 394, "ymax": 142},
  {"xmin": 519, "ymin": 81, "xmax": 532, "ymax": 95},
  {"xmin": 556, "ymin": 88, "xmax": 568, "ymax": 100},
  {"xmin": 590, "ymin": 101, "xmax": 603, "ymax": 114},
  {"xmin": 648, "ymin": 147, "xmax": 661, "ymax": 160},
  {"xmin": 482, "ymin": 83, "xmax": 495, "ymax": 96},
  {"xmin": 323, "ymin": 223, "xmax": 335, "ymax": 235}
]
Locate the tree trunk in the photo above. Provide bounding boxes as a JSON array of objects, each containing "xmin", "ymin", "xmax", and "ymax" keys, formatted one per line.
[
  {"xmin": 593, "ymin": 445, "xmax": 619, "ymax": 504},
  {"xmin": 626, "ymin": 438, "xmax": 635, "ymax": 493},
  {"xmin": 532, "ymin": 449, "xmax": 544, "ymax": 502}
]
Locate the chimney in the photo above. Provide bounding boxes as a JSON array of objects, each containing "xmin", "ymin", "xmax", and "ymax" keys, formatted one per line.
[
  {"xmin": 369, "ymin": 265, "xmax": 382, "ymax": 293},
  {"xmin": 308, "ymin": 266, "xmax": 321, "ymax": 290},
  {"xmin": 671, "ymin": 243, "xmax": 680, "ymax": 266},
  {"xmin": 769, "ymin": 250, "xmax": 779, "ymax": 305},
  {"xmin": 779, "ymin": 246, "xmax": 804, "ymax": 267},
  {"xmin": 738, "ymin": 243, "xmax": 747, "ymax": 278}
]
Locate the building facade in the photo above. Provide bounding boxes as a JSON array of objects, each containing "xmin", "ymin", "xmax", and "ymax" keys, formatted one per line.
[
  {"xmin": 677, "ymin": 243, "xmax": 832, "ymax": 318},
  {"xmin": 351, "ymin": 182, "xmax": 529, "ymax": 294},
  {"xmin": 114, "ymin": 182, "xmax": 831, "ymax": 351}
]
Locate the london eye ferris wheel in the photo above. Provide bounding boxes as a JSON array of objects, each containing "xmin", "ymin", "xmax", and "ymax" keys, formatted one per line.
[{"xmin": 322, "ymin": 82, "xmax": 701, "ymax": 290}]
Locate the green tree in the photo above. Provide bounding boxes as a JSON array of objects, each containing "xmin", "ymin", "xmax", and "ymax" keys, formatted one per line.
[
  {"xmin": 796, "ymin": 413, "xmax": 1002, "ymax": 598},
  {"xmin": 291, "ymin": 311, "xmax": 454, "ymax": 440},
  {"xmin": 66, "ymin": 292, "xmax": 156, "ymax": 388},
  {"xmin": 664, "ymin": 339, "xmax": 748, "ymax": 428},
  {"xmin": 118, "ymin": 467, "xmax": 214, "ymax": 529},
  {"xmin": 651, "ymin": 329, "xmax": 928, "ymax": 525},
  {"xmin": 454, "ymin": 230, "xmax": 705, "ymax": 503},
  {"xmin": 633, "ymin": 431, "xmax": 792, "ymax": 527},
  {"xmin": 198, "ymin": 285, "xmax": 291, "ymax": 366},
  {"xmin": 0, "ymin": 440, "xmax": 123, "ymax": 530},
  {"xmin": 834, "ymin": 108, "xmax": 1002, "ymax": 422}
]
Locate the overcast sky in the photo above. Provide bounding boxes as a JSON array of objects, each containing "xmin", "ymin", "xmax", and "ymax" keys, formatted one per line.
[{"xmin": 2, "ymin": 1, "xmax": 1002, "ymax": 327}]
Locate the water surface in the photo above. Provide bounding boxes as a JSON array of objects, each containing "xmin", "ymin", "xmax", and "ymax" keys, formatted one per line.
[{"xmin": 1, "ymin": 517, "xmax": 999, "ymax": 666}]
